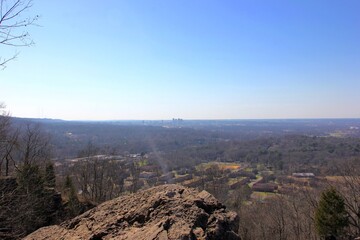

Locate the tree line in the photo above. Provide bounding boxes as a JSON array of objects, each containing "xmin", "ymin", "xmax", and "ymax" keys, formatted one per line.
[
  {"xmin": 0, "ymin": 106, "xmax": 87, "ymax": 239},
  {"xmin": 234, "ymin": 160, "xmax": 360, "ymax": 240}
]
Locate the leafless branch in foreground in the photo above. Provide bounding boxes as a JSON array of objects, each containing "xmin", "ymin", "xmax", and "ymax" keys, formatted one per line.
[{"xmin": 0, "ymin": 0, "xmax": 38, "ymax": 69}]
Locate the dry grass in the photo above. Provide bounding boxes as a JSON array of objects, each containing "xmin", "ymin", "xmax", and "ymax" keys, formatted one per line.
[
  {"xmin": 325, "ymin": 176, "xmax": 347, "ymax": 184},
  {"xmin": 219, "ymin": 164, "xmax": 241, "ymax": 170},
  {"xmin": 251, "ymin": 191, "xmax": 277, "ymax": 201},
  {"xmin": 197, "ymin": 162, "xmax": 241, "ymax": 171}
]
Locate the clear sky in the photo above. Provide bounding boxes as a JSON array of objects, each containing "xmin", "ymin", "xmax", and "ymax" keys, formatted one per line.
[{"xmin": 1, "ymin": 0, "xmax": 360, "ymax": 120}]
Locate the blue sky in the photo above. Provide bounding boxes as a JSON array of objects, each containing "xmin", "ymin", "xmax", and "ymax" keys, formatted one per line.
[{"xmin": 1, "ymin": 0, "xmax": 360, "ymax": 120}]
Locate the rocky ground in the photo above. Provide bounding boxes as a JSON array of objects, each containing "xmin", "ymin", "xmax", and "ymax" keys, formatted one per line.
[{"xmin": 24, "ymin": 184, "xmax": 240, "ymax": 240}]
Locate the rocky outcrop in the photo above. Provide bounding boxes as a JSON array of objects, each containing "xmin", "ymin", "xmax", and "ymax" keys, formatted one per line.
[{"xmin": 25, "ymin": 184, "xmax": 240, "ymax": 240}]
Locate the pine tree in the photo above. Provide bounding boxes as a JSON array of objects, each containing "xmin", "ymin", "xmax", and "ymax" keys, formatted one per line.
[
  {"xmin": 315, "ymin": 187, "xmax": 349, "ymax": 239},
  {"xmin": 17, "ymin": 163, "xmax": 45, "ymax": 196},
  {"xmin": 64, "ymin": 175, "xmax": 81, "ymax": 217},
  {"xmin": 16, "ymin": 163, "xmax": 48, "ymax": 234},
  {"xmin": 44, "ymin": 162, "xmax": 56, "ymax": 188}
]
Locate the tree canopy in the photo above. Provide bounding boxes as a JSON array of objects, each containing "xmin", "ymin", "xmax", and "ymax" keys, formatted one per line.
[{"xmin": 315, "ymin": 187, "xmax": 349, "ymax": 239}]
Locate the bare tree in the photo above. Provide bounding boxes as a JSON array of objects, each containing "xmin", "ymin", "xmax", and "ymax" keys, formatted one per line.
[
  {"xmin": 75, "ymin": 157, "xmax": 115, "ymax": 202},
  {"xmin": 129, "ymin": 161, "xmax": 140, "ymax": 193},
  {"xmin": 333, "ymin": 160, "xmax": 360, "ymax": 237},
  {"xmin": 0, "ymin": 128, "xmax": 19, "ymax": 176},
  {"xmin": 0, "ymin": 121, "xmax": 53, "ymax": 238},
  {"xmin": 17, "ymin": 123, "xmax": 51, "ymax": 166},
  {"xmin": 0, "ymin": 103, "xmax": 9, "ymax": 137},
  {"xmin": 1, "ymin": 112, "xmax": 52, "ymax": 177},
  {"xmin": 238, "ymin": 187, "xmax": 322, "ymax": 240},
  {"xmin": 0, "ymin": 0, "xmax": 38, "ymax": 69},
  {"xmin": 0, "ymin": 103, "xmax": 15, "ymax": 176},
  {"xmin": 73, "ymin": 143, "xmax": 126, "ymax": 203}
]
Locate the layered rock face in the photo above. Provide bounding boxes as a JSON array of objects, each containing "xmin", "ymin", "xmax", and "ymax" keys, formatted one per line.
[{"xmin": 25, "ymin": 184, "xmax": 240, "ymax": 240}]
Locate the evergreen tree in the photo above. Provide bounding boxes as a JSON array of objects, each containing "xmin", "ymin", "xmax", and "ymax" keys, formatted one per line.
[
  {"xmin": 16, "ymin": 163, "xmax": 48, "ymax": 234},
  {"xmin": 64, "ymin": 175, "xmax": 81, "ymax": 217},
  {"xmin": 44, "ymin": 162, "xmax": 56, "ymax": 188},
  {"xmin": 315, "ymin": 187, "xmax": 349, "ymax": 239},
  {"xmin": 17, "ymin": 163, "xmax": 44, "ymax": 196}
]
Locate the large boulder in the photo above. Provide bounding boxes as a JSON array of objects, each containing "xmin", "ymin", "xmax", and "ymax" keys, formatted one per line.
[{"xmin": 25, "ymin": 184, "xmax": 240, "ymax": 240}]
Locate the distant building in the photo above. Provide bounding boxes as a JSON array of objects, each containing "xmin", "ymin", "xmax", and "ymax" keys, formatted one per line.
[
  {"xmin": 140, "ymin": 165, "xmax": 158, "ymax": 172},
  {"xmin": 159, "ymin": 172, "xmax": 175, "ymax": 182},
  {"xmin": 173, "ymin": 174, "xmax": 193, "ymax": 183},
  {"xmin": 230, "ymin": 178, "xmax": 250, "ymax": 189},
  {"xmin": 292, "ymin": 173, "xmax": 315, "ymax": 178},
  {"xmin": 177, "ymin": 168, "xmax": 191, "ymax": 175},
  {"xmin": 252, "ymin": 183, "xmax": 278, "ymax": 193},
  {"xmin": 139, "ymin": 172, "xmax": 157, "ymax": 179},
  {"xmin": 229, "ymin": 170, "xmax": 256, "ymax": 179}
]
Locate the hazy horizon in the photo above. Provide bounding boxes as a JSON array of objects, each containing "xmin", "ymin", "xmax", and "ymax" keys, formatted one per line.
[
  {"xmin": 1, "ymin": 1, "xmax": 360, "ymax": 120},
  {"xmin": 10, "ymin": 116, "xmax": 360, "ymax": 122}
]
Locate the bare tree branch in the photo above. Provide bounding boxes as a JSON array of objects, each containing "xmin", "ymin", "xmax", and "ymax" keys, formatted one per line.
[{"xmin": 0, "ymin": 0, "xmax": 38, "ymax": 69}]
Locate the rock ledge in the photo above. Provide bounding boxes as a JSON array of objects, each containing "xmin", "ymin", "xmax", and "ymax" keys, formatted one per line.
[{"xmin": 25, "ymin": 184, "xmax": 240, "ymax": 240}]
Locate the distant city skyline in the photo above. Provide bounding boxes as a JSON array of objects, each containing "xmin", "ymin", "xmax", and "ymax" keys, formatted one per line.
[{"xmin": 1, "ymin": 0, "xmax": 360, "ymax": 120}]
